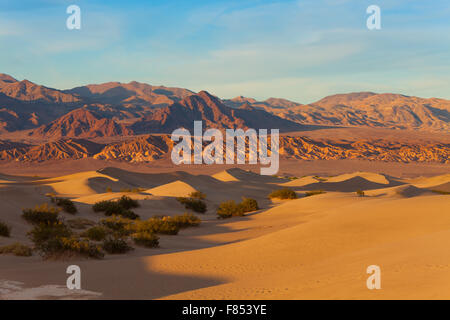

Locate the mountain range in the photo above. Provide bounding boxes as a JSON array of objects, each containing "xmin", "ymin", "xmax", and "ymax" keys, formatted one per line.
[{"xmin": 0, "ymin": 73, "xmax": 448, "ymax": 164}]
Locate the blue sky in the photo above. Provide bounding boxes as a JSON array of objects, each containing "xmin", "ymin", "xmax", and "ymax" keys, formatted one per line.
[{"xmin": 1, "ymin": 0, "xmax": 449, "ymax": 103}]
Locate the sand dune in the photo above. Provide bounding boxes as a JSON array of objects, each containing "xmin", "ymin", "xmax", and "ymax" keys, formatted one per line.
[
  {"xmin": 212, "ymin": 170, "xmax": 240, "ymax": 182},
  {"xmin": 145, "ymin": 180, "xmax": 198, "ymax": 198},
  {"xmin": 1, "ymin": 167, "xmax": 449, "ymax": 300},
  {"xmin": 40, "ymin": 171, "xmax": 119, "ymax": 196}
]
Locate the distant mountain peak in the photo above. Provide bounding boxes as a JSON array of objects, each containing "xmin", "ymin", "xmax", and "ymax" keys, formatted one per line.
[{"xmin": 0, "ymin": 73, "xmax": 17, "ymax": 83}]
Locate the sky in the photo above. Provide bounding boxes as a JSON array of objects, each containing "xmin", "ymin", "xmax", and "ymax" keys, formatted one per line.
[{"xmin": 1, "ymin": 0, "xmax": 450, "ymax": 103}]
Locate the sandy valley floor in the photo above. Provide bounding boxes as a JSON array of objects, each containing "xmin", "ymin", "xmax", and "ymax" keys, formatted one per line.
[{"xmin": 0, "ymin": 166, "xmax": 449, "ymax": 299}]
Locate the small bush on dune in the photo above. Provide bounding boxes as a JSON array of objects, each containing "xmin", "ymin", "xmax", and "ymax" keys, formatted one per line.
[
  {"xmin": 189, "ymin": 191, "xmax": 206, "ymax": 200},
  {"xmin": 132, "ymin": 232, "xmax": 159, "ymax": 248},
  {"xmin": 100, "ymin": 216, "xmax": 135, "ymax": 237},
  {"xmin": 238, "ymin": 197, "xmax": 259, "ymax": 213},
  {"xmin": 82, "ymin": 226, "xmax": 108, "ymax": 241},
  {"xmin": 53, "ymin": 198, "xmax": 77, "ymax": 214},
  {"xmin": 93, "ymin": 197, "xmax": 140, "ymax": 219},
  {"xmin": 105, "ymin": 207, "xmax": 140, "ymax": 220},
  {"xmin": 268, "ymin": 188, "xmax": 297, "ymax": 200},
  {"xmin": 102, "ymin": 237, "xmax": 133, "ymax": 254},
  {"xmin": 138, "ymin": 218, "xmax": 180, "ymax": 235},
  {"xmin": 40, "ymin": 237, "xmax": 104, "ymax": 259},
  {"xmin": 28, "ymin": 222, "xmax": 72, "ymax": 246},
  {"xmin": 117, "ymin": 196, "xmax": 140, "ymax": 209},
  {"xmin": 176, "ymin": 197, "xmax": 207, "ymax": 213},
  {"xmin": 0, "ymin": 221, "xmax": 11, "ymax": 237},
  {"xmin": 92, "ymin": 200, "xmax": 114, "ymax": 212},
  {"xmin": 0, "ymin": 243, "xmax": 32, "ymax": 257},
  {"xmin": 305, "ymin": 190, "xmax": 325, "ymax": 197},
  {"xmin": 22, "ymin": 204, "xmax": 60, "ymax": 224},
  {"xmin": 217, "ymin": 200, "xmax": 244, "ymax": 219},
  {"xmin": 169, "ymin": 213, "xmax": 201, "ymax": 229},
  {"xmin": 27, "ymin": 221, "xmax": 102, "ymax": 259}
]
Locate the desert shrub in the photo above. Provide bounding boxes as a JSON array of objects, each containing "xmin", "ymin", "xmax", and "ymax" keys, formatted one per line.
[
  {"xmin": 27, "ymin": 221, "xmax": 102, "ymax": 259},
  {"xmin": 82, "ymin": 226, "xmax": 108, "ymax": 241},
  {"xmin": 28, "ymin": 222, "xmax": 72, "ymax": 246},
  {"xmin": 117, "ymin": 195, "xmax": 140, "ymax": 209},
  {"xmin": 108, "ymin": 208, "xmax": 140, "ymax": 220},
  {"xmin": 92, "ymin": 200, "xmax": 116, "ymax": 212},
  {"xmin": 39, "ymin": 237, "xmax": 104, "ymax": 259},
  {"xmin": 132, "ymin": 232, "xmax": 159, "ymax": 248},
  {"xmin": 100, "ymin": 216, "xmax": 135, "ymax": 237},
  {"xmin": 238, "ymin": 197, "xmax": 259, "ymax": 213},
  {"xmin": 176, "ymin": 197, "xmax": 207, "ymax": 213},
  {"xmin": 0, "ymin": 221, "xmax": 11, "ymax": 237},
  {"xmin": 169, "ymin": 213, "xmax": 201, "ymax": 229},
  {"xmin": 189, "ymin": 191, "xmax": 206, "ymax": 200},
  {"xmin": 93, "ymin": 198, "xmax": 140, "ymax": 219},
  {"xmin": 0, "ymin": 243, "xmax": 32, "ymax": 257},
  {"xmin": 106, "ymin": 187, "xmax": 112, "ymax": 193},
  {"xmin": 305, "ymin": 190, "xmax": 325, "ymax": 197},
  {"xmin": 137, "ymin": 218, "xmax": 179, "ymax": 235},
  {"xmin": 356, "ymin": 189, "xmax": 365, "ymax": 197},
  {"xmin": 102, "ymin": 237, "xmax": 133, "ymax": 254},
  {"xmin": 217, "ymin": 200, "xmax": 244, "ymax": 219},
  {"xmin": 53, "ymin": 198, "xmax": 77, "ymax": 214},
  {"xmin": 432, "ymin": 190, "xmax": 450, "ymax": 195},
  {"xmin": 268, "ymin": 188, "xmax": 297, "ymax": 200},
  {"xmin": 66, "ymin": 218, "xmax": 96, "ymax": 230},
  {"xmin": 22, "ymin": 204, "xmax": 60, "ymax": 224}
]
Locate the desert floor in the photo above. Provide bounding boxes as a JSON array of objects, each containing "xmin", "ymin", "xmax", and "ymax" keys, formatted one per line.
[{"xmin": 0, "ymin": 163, "xmax": 449, "ymax": 299}]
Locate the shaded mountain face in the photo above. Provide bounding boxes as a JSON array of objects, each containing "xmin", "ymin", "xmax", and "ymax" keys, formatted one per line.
[
  {"xmin": 30, "ymin": 108, "xmax": 134, "ymax": 139},
  {"xmin": 65, "ymin": 81, "xmax": 194, "ymax": 108},
  {"xmin": 132, "ymin": 91, "xmax": 304, "ymax": 134},
  {"xmin": 0, "ymin": 74, "xmax": 81, "ymax": 132}
]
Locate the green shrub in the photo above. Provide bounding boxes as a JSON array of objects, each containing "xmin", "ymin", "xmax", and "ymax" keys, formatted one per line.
[
  {"xmin": 117, "ymin": 195, "xmax": 140, "ymax": 209},
  {"xmin": 305, "ymin": 190, "xmax": 325, "ymax": 197},
  {"xmin": 107, "ymin": 208, "xmax": 139, "ymax": 220},
  {"xmin": 0, "ymin": 243, "xmax": 32, "ymax": 257},
  {"xmin": 53, "ymin": 198, "xmax": 77, "ymax": 214},
  {"xmin": 82, "ymin": 226, "xmax": 108, "ymax": 241},
  {"xmin": 39, "ymin": 237, "xmax": 104, "ymax": 259},
  {"xmin": 189, "ymin": 191, "xmax": 206, "ymax": 200},
  {"xmin": 28, "ymin": 222, "xmax": 72, "ymax": 246},
  {"xmin": 238, "ymin": 197, "xmax": 259, "ymax": 213},
  {"xmin": 176, "ymin": 197, "xmax": 207, "ymax": 213},
  {"xmin": 356, "ymin": 189, "xmax": 365, "ymax": 197},
  {"xmin": 0, "ymin": 221, "xmax": 11, "ymax": 237},
  {"xmin": 217, "ymin": 200, "xmax": 244, "ymax": 219},
  {"xmin": 169, "ymin": 213, "xmax": 201, "ymax": 229},
  {"xmin": 268, "ymin": 188, "xmax": 298, "ymax": 200},
  {"xmin": 93, "ymin": 198, "xmax": 140, "ymax": 219},
  {"xmin": 137, "ymin": 218, "xmax": 180, "ymax": 235},
  {"xmin": 102, "ymin": 237, "xmax": 133, "ymax": 254},
  {"xmin": 100, "ymin": 216, "xmax": 135, "ymax": 237},
  {"xmin": 132, "ymin": 232, "xmax": 159, "ymax": 248},
  {"xmin": 22, "ymin": 204, "xmax": 60, "ymax": 224}
]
